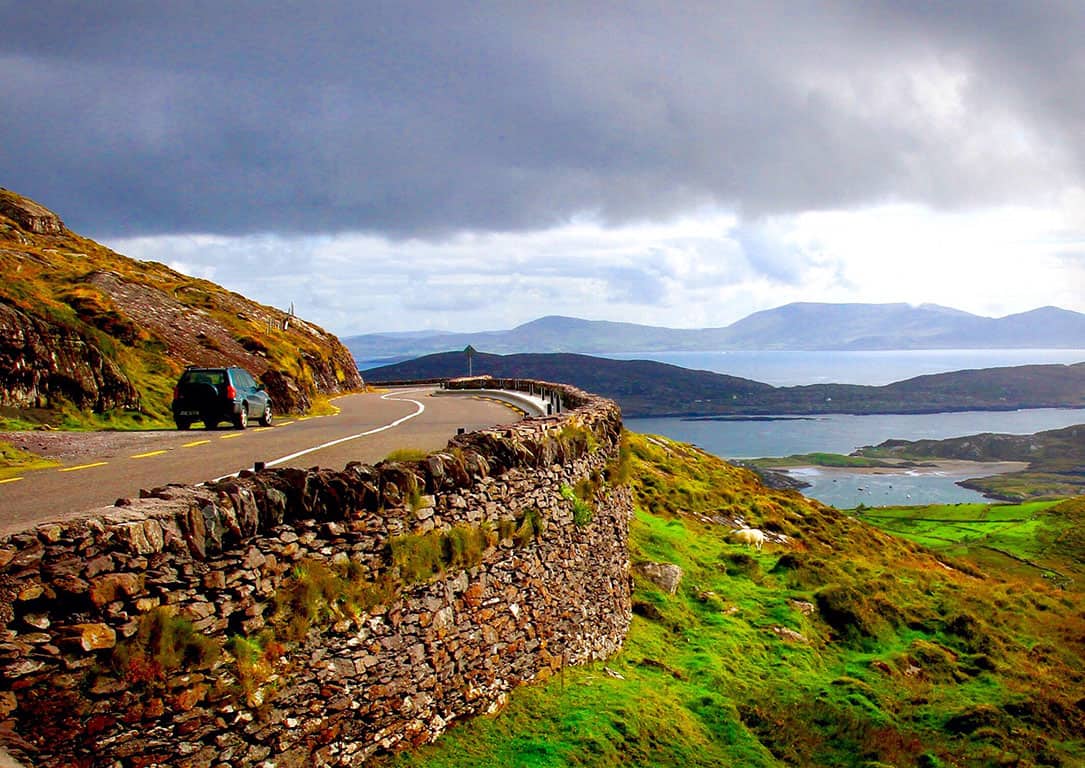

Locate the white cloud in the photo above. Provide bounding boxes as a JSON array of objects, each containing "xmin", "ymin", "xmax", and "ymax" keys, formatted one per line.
[{"xmin": 106, "ymin": 198, "xmax": 1085, "ymax": 335}]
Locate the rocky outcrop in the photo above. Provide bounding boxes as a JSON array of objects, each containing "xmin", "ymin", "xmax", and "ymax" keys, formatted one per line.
[
  {"xmin": 0, "ymin": 189, "xmax": 363, "ymax": 419},
  {"xmin": 0, "ymin": 301, "xmax": 139, "ymax": 411},
  {"xmin": 0, "ymin": 379, "xmax": 632, "ymax": 767},
  {"xmin": 85, "ymin": 271, "xmax": 363, "ymax": 414},
  {"xmin": 633, "ymin": 562, "xmax": 683, "ymax": 594},
  {"xmin": 0, "ymin": 191, "xmax": 62, "ymax": 235}
]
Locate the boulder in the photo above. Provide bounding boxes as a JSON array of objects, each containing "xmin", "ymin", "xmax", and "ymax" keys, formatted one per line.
[{"xmin": 633, "ymin": 561, "xmax": 683, "ymax": 595}]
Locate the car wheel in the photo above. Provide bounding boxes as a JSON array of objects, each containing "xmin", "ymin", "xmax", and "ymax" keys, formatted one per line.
[
  {"xmin": 203, "ymin": 414, "xmax": 217, "ymax": 429},
  {"xmin": 175, "ymin": 419, "xmax": 192, "ymax": 431},
  {"xmin": 235, "ymin": 406, "xmax": 248, "ymax": 430},
  {"xmin": 259, "ymin": 402, "xmax": 273, "ymax": 427}
]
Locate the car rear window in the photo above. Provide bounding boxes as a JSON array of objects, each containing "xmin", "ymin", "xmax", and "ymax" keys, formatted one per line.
[{"xmin": 181, "ymin": 370, "xmax": 225, "ymax": 386}]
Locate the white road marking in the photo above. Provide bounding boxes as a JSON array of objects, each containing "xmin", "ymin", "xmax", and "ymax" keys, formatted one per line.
[{"xmin": 210, "ymin": 390, "xmax": 427, "ymax": 482}]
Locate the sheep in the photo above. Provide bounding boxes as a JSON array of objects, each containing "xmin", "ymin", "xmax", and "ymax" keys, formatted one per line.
[{"xmin": 731, "ymin": 527, "xmax": 765, "ymax": 551}]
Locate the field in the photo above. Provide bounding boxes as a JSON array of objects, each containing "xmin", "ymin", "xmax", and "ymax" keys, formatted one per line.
[
  {"xmin": 378, "ymin": 432, "xmax": 1085, "ymax": 768},
  {"xmin": 858, "ymin": 500, "xmax": 1085, "ymax": 587}
]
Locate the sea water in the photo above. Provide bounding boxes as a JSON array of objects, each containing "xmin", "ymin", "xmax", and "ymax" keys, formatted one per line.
[
  {"xmin": 611, "ymin": 348, "xmax": 1085, "ymax": 508},
  {"xmin": 626, "ymin": 408, "xmax": 1085, "ymax": 508}
]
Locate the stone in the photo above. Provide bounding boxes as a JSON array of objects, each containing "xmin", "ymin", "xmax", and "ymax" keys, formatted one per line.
[
  {"xmin": 85, "ymin": 554, "xmax": 115, "ymax": 577},
  {"xmin": 52, "ymin": 574, "xmax": 90, "ymax": 595},
  {"xmin": 632, "ymin": 561, "xmax": 683, "ymax": 595},
  {"xmin": 0, "ymin": 379, "xmax": 633, "ymax": 768},
  {"xmin": 16, "ymin": 584, "xmax": 44, "ymax": 602},
  {"xmin": 771, "ymin": 626, "xmax": 807, "ymax": 643},
  {"xmin": 115, "ymin": 519, "xmax": 165, "ymax": 555},
  {"xmin": 36, "ymin": 524, "xmax": 63, "ymax": 543},
  {"xmin": 6, "ymin": 659, "xmax": 46, "ymax": 677},
  {"xmin": 64, "ymin": 622, "xmax": 117, "ymax": 651},
  {"xmin": 89, "ymin": 573, "xmax": 143, "ymax": 608}
]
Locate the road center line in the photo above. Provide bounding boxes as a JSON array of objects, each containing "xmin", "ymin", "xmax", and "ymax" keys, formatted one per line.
[
  {"xmin": 58, "ymin": 461, "xmax": 108, "ymax": 473},
  {"xmin": 131, "ymin": 450, "xmax": 168, "ymax": 459},
  {"xmin": 211, "ymin": 390, "xmax": 427, "ymax": 482},
  {"xmin": 219, "ymin": 433, "xmax": 243, "ymax": 440},
  {"xmin": 182, "ymin": 440, "xmax": 211, "ymax": 448},
  {"xmin": 0, "ymin": 477, "xmax": 23, "ymax": 485}
]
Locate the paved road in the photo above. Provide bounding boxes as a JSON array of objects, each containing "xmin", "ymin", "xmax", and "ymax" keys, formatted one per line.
[{"xmin": 0, "ymin": 388, "xmax": 520, "ymax": 536}]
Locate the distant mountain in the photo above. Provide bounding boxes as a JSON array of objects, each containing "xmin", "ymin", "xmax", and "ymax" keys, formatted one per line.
[
  {"xmin": 345, "ymin": 303, "xmax": 1085, "ymax": 362},
  {"xmin": 718, "ymin": 302, "xmax": 985, "ymax": 349},
  {"xmin": 365, "ymin": 351, "xmax": 1085, "ymax": 418}
]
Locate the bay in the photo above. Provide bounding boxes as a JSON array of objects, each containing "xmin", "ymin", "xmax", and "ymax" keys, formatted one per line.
[{"xmin": 626, "ymin": 408, "xmax": 1085, "ymax": 508}]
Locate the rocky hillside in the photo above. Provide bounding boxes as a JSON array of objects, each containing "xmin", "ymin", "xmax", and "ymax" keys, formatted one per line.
[{"xmin": 0, "ymin": 188, "xmax": 363, "ymax": 424}]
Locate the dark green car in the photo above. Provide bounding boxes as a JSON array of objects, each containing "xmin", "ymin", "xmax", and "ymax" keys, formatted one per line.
[{"xmin": 171, "ymin": 366, "xmax": 273, "ymax": 430}]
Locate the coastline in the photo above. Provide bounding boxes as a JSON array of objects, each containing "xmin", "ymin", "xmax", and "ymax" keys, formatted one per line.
[{"xmin": 769, "ymin": 459, "xmax": 1030, "ymax": 480}]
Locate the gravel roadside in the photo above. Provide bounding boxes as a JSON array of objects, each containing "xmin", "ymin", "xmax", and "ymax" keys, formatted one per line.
[{"xmin": 0, "ymin": 430, "xmax": 179, "ymax": 463}]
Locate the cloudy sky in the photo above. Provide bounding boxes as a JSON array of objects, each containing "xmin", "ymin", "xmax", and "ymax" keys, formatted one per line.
[{"xmin": 3, "ymin": 1, "xmax": 1084, "ymax": 335}]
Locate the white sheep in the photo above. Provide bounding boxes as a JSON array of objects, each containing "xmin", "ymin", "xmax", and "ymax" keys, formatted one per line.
[{"xmin": 731, "ymin": 527, "xmax": 765, "ymax": 551}]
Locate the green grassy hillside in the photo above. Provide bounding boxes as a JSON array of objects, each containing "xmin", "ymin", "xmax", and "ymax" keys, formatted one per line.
[
  {"xmin": 381, "ymin": 433, "xmax": 1085, "ymax": 768},
  {"xmin": 858, "ymin": 499, "xmax": 1085, "ymax": 587},
  {"xmin": 0, "ymin": 188, "xmax": 363, "ymax": 429}
]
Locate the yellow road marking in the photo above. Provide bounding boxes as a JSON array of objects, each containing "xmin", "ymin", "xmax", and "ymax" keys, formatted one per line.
[
  {"xmin": 219, "ymin": 433, "xmax": 243, "ymax": 440},
  {"xmin": 131, "ymin": 450, "xmax": 168, "ymax": 459},
  {"xmin": 0, "ymin": 477, "xmax": 23, "ymax": 485},
  {"xmin": 253, "ymin": 427, "xmax": 273, "ymax": 432},
  {"xmin": 277, "ymin": 420, "xmax": 295, "ymax": 426},
  {"xmin": 182, "ymin": 439, "xmax": 211, "ymax": 448},
  {"xmin": 58, "ymin": 461, "xmax": 108, "ymax": 473},
  {"xmin": 296, "ymin": 416, "xmax": 313, "ymax": 421}
]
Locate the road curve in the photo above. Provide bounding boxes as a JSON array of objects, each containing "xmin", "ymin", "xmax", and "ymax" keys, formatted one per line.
[{"xmin": 0, "ymin": 388, "xmax": 521, "ymax": 536}]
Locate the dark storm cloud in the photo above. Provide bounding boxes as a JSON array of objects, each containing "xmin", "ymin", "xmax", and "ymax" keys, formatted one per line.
[{"xmin": 1, "ymin": 1, "xmax": 1082, "ymax": 238}]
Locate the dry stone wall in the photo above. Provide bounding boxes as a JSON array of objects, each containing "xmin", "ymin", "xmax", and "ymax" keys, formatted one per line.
[{"xmin": 0, "ymin": 379, "xmax": 632, "ymax": 767}]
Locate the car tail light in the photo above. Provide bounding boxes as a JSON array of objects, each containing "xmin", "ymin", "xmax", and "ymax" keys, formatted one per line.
[
  {"xmin": 226, "ymin": 384, "xmax": 237, "ymax": 400},
  {"xmin": 173, "ymin": 386, "xmax": 179, "ymax": 400}
]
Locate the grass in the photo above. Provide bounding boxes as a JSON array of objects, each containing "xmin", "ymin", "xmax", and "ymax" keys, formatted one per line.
[
  {"xmin": 385, "ymin": 448, "xmax": 432, "ymax": 463},
  {"xmin": 110, "ymin": 607, "xmax": 220, "ymax": 686},
  {"xmin": 857, "ymin": 498, "xmax": 1085, "ymax": 585},
  {"xmin": 561, "ymin": 483, "xmax": 594, "ymax": 526},
  {"xmin": 0, "ymin": 439, "xmax": 59, "ymax": 478},
  {"xmin": 391, "ymin": 524, "xmax": 496, "ymax": 583},
  {"xmin": 376, "ymin": 432, "xmax": 1085, "ymax": 768},
  {"xmin": 745, "ymin": 452, "xmax": 899, "ymax": 469}
]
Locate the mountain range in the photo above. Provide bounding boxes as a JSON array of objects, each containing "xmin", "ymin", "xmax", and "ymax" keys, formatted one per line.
[
  {"xmin": 364, "ymin": 351, "xmax": 1085, "ymax": 418},
  {"xmin": 346, "ymin": 303, "xmax": 1085, "ymax": 363}
]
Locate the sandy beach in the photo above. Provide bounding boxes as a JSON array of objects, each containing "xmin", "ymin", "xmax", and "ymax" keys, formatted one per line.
[
  {"xmin": 769, "ymin": 459, "xmax": 1029, "ymax": 480},
  {"xmin": 766, "ymin": 459, "xmax": 1033, "ymax": 506}
]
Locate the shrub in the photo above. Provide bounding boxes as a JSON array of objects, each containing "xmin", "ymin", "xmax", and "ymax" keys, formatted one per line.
[
  {"xmin": 815, "ymin": 584, "xmax": 893, "ymax": 644},
  {"xmin": 723, "ymin": 551, "xmax": 761, "ymax": 578},
  {"xmin": 514, "ymin": 508, "xmax": 545, "ymax": 546},
  {"xmin": 385, "ymin": 448, "xmax": 430, "ymax": 463},
  {"xmin": 604, "ymin": 432, "xmax": 633, "ymax": 485},
  {"xmin": 562, "ymin": 483, "xmax": 594, "ymax": 526},
  {"xmin": 112, "ymin": 607, "xmax": 220, "ymax": 685},
  {"xmin": 391, "ymin": 521, "xmax": 509, "ymax": 584}
]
